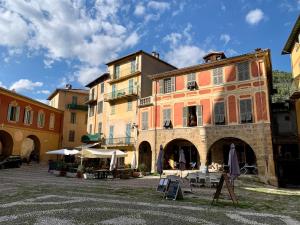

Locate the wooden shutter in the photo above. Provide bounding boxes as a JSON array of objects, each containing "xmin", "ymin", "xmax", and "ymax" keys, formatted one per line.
[
  {"xmin": 171, "ymin": 77, "xmax": 175, "ymax": 92},
  {"xmin": 196, "ymin": 105, "xmax": 203, "ymax": 126},
  {"xmin": 183, "ymin": 107, "xmax": 188, "ymax": 127},
  {"xmin": 159, "ymin": 80, "xmax": 164, "ymax": 93},
  {"xmin": 7, "ymin": 105, "xmax": 12, "ymax": 121}
]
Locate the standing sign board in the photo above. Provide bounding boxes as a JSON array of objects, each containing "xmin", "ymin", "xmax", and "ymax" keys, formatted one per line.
[
  {"xmin": 165, "ymin": 180, "xmax": 183, "ymax": 200},
  {"xmin": 211, "ymin": 173, "xmax": 238, "ymax": 206},
  {"xmin": 157, "ymin": 178, "xmax": 170, "ymax": 193}
]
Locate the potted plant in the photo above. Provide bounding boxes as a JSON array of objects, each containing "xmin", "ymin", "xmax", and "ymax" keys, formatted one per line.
[
  {"xmin": 138, "ymin": 163, "xmax": 147, "ymax": 176},
  {"xmin": 57, "ymin": 161, "xmax": 67, "ymax": 176}
]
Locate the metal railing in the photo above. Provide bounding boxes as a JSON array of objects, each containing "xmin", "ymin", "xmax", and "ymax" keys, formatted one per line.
[
  {"xmin": 104, "ymin": 137, "xmax": 134, "ymax": 145},
  {"xmin": 112, "ymin": 67, "xmax": 139, "ymax": 80},
  {"xmin": 138, "ymin": 96, "xmax": 153, "ymax": 107},
  {"xmin": 104, "ymin": 86, "xmax": 138, "ymax": 101},
  {"xmin": 67, "ymin": 104, "xmax": 88, "ymax": 111}
]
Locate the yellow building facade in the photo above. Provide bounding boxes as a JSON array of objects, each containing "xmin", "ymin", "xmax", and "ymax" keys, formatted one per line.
[
  {"xmin": 86, "ymin": 51, "xmax": 176, "ymax": 166},
  {"xmin": 282, "ymin": 15, "xmax": 300, "ymax": 135},
  {"xmin": 47, "ymin": 85, "xmax": 89, "ymax": 148}
]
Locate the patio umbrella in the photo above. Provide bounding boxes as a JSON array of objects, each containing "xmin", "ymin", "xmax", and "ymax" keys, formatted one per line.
[
  {"xmin": 109, "ymin": 150, "xmax": 117, "ymax": 171},
  {"xmin": 228, "ymin": 143, "xmax": 240, "ymax": 186},
  {"xmin": 156, "ymin": 145, "xmax": 163, "ymax": 177},
  {"xmin": 46, "ymin": 149, "xmax": 79, "ymax": 155},
  {"xmin": 131, "ymin": 151, "xmax": 137, "ymax": 170},
  {"xmin": 179, "ymin": 149, "xmax": 186, "ymax": 178}
]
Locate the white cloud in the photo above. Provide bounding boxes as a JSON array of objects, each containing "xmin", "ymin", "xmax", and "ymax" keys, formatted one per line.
[
  {"xmin": 226, "ymin": 48, "xmax": 238, "ymax": 56},
  {"xmin": 0, "ymin": 81, "xmax": 7, "ymax": 89},
  {"xmin": 134, "ymin": 3, "xmax": 145, "ymax": 16},
  {"xmin": 148, "ymin": 1, "xmax": 170, "ymax": 12},
  {"xmin": 165, "ymin": 45, "xmax": 206, "ymax": 68},
  {"xmin": 245, "ymin": 9, "xmax": 264, "ymax": 25},
  {"xmin": 37, "ymin": 90, "xmax": 50, "ymax": 95},
  {"xmin": 221, "ymin": 3, "xmax": 226, "ymax": 11},
  {"xmin": 0, "ymin": 0, "xmax": 141, "ymax": 84},
  {"xmin": 75, "ymin": 66, "xmax": 103, "ymax": 86},
  {"xmin": 220, "ymin": 34, "xmax": 231, "ymax": 45},
  {"xmin": 163, "ymin": 33, "xmax": 182, "ymax": 47},
  {"xmin": 10, "ymin": 79, "xmax": 43, "ymax": 92},
  {"xmin": 172, "ymin": 2, "xmax": 185, "ymax": 16}
]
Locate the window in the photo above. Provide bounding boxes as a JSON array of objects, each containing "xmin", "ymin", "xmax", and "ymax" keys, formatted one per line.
[
  {"xmin": 109, "ymin": 125, "xmax": 114, "ymax": 144},
  {"xmin": 89, "ymin": 105, "xmax": 94, "ymax": 117},
  {"xmin": 163, "ymin": 108, "xmax": 172, "ymax": 128},
  {"xmin": 240, "ymin": 99, "xmax": 253, "ymax": 123},
  {"xmin": 159, "ymin": 77, "xmax": 175, "ymax": 94},
  {"xmin": 128, "ymin": 79, "xmax": 134, "ymax": 94},
  {"xmin": 213, "ymin": 67, "xmax": 223, "ymax": 85},
  {"xmin": 24, "ymin": 107, "xmax": 33, "ymax": 125},
  {"xmin": 114, "ymin": 65, "xmax": 120, "ymax": 79},
  {"xmin": 100, "ymin": 82, "xmax": 105, "ymax": 93},
  {"xmin": 183, "ymin": 105, "xmax": 202, "ymax": 127},
  {"xmin": 125, "ymin": 123, "xmax": 131, "ymax": 144},
  {"xmin": 187, "ymin": 73, "xmax": 197, "ymax": 90},
  {"xmin": 187, "ymin": 73, "xmax": 196, "ymax": 82},
  {"xmin": 89, "ymin": 124, "xmax": 93, "ymax": 134},
  {"xmin": 237, "ymin": 62, "xmax": 250, "ymax": 81},
  {"xmin": 72, "ymin": 96, "xmax": 77, "ymax": 105},
  {"xmin": 90, "ymin": 88, "xmax": 95, "ymax": 100},
  {"xmin": 214, "ymin": 102, "xmax": 225, "ymax": 125},
  {"xmin": 98, "ymin": 101, "xmax": 103, "ymax": 114},
  {"xmin": 49, "ymin": 113, "xmax": 55, "ymax": 129},
  {"xmin": 37, "ymin": 111, "xmax": 45, "ymax": 128},
  {"xmin": 70, "ymin": 112, "xmax": 76, "ymax": 124},
  {"xmin": 69, "ymin": 130, "xmax": 75, "ymax": 142},
  {"xmin": 131, "ymin": 59, "xmax": 136, "ymax": 73},
  {"xmin": 142, "ymin": 112, "xmax": 148, "ymax": 130},
  {"xmin": 111, "ymin": 104, "xmax": 115, "ymax": 115},
  {"xmin": 7, "ymin": 103, "xmax": 20, "ymax": 122},
  {"xmin": 98, "ymin": 122, "xmax": 102, "ymax": 134},
  {"xmin": 127, "ymin": 100, "xmax": 132, "ymax": 111}
]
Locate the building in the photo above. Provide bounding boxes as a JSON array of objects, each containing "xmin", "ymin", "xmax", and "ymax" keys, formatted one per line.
[
  {"xmin": 282, "ymin": 15, "xmax": 300, "ymax": 135},
  {"xmin": 137, "ymin": 49, "xmax": 277, "ymax": 185},
  {"xmin": 86, "ymin": 50, "xmax": 176, "ymax": 166},
  {"xmin": 47, "ymin": 85, "xmax": 89, "ymax": 149},
  {"xmin": 0, "ymin": 87, "xmax": 63, "ymax": 162}
]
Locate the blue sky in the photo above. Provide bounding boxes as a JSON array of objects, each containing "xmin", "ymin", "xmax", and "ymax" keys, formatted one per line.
[{"xmin": 0, "ymin": 0, "xmax": 298, "ymax": 103}]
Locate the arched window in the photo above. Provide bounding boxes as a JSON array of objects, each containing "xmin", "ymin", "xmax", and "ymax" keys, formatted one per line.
[
  {"xmin": 37, "ymin": 111, "xmax": 45, "ymax": 128},
  {"xmin": 24, "ymin": 106, "xmax": 33, "ymax": 125}
]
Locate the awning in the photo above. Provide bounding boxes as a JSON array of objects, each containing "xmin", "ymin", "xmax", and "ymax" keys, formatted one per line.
[
  {"xmin": 46, "ymin": 149, "xmax": 79, "ymax": 155},
  {"xmin": 81, "ymin": 133, "xmax": 101, "ymax": 143},
  {"xmin": 78, "ymin": 148, "xmax": 127, "ymax": 159},
  {"xmin": 75, "ymin": 142, "xmax": 99, "ymax": 149}
]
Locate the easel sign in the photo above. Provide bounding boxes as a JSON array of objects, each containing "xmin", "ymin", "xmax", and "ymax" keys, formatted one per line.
[
  {"xmin": 156, "ymin": 178, "xmax": 169, "ymax": 193},
  {"xmin": 165, "ymin": 180, "xmax": 183, "ymax": 200},
  {"xmin": 211, "ymin": 173, "xmax": 238, "ymax": 206}
]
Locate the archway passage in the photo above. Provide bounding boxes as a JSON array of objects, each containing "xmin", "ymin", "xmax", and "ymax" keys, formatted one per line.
[
  {"xmin": 0, "ymin": 130, "xmax": 13, "ymax": 159},
  {"xmin": 163, "ymin": 139, "xmax": 200, "ymax": 170},
  {"xmin": 207, "ymin": 137, "xmax": 256, "ymax": 172},
  {"xmin": 138, "ymin": 141, "xmax": 152, "ymax": 172},
  {"xmin": 26, "ymin": 135, "xmax": 40, "ymax": 163}
]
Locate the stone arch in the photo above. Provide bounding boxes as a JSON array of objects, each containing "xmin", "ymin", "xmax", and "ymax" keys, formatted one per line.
[
  {"xmin": 0, "ymin": 130, "xmax": 13, "ymax": 157},
  {"xmin": 138, "ymin": 141, "xmax": 152, "ymax": 172},
  {"xmin": 207, "ymin": 137, "xmax": 257, "ymax": 172},
  {"xmin": 163, "ymin": 138, "xmax": 200, "ymax": 170},
  {"xmin": 25, "ymin": 135, "xmax": 40, "ymax": 163}
]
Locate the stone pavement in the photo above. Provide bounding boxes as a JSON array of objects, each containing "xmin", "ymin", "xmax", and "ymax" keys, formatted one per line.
[{"xmin": 0, "ymin": 164, "xmax": 299, "ymax": 225}]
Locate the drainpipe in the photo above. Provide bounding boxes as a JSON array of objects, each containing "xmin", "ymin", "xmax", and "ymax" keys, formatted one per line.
[{"xmin": 154, "ymin": 80, "xmax": 158, "ymax": 172}]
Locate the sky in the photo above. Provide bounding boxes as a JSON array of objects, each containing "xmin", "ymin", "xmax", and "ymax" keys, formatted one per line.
[{"xmin": 0, "ymin": 0, "xmax": 299, "ymax": 103}]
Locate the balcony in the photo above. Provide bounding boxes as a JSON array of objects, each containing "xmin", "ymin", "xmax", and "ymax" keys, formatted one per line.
[
  {"xmin": 104, "ymin": 86, "xmax": 138, "ymax": 102},
  {"xmin": 138, "ymin": 96, "xmax": 153, "ymax": 107},
  {"xmin": 85, "ymin": 94, "xmax": 97, "ymax": 105},
  {"xmin": 67, "ymin": 104, "xmax": 88, "ymax": 111},
  {"xmin": 290, "ymin": 79, "xmax": 300, "ymax": 99},
  {"xmin": 109, "ymin": 67, "xmax": 140, "ymax": 84},
  {"xmin": 103, "ymin": 137, "xmax": 134, "ymax": 146}
]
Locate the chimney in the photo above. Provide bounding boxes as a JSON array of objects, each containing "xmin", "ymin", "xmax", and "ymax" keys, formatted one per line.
[
  {"xmin": 152, "ymin": 51, "xmax": 159, "ymax": 59},
  {"xmin": 65, "ymin": 84, "xmax": 72, "ymax": 89}
]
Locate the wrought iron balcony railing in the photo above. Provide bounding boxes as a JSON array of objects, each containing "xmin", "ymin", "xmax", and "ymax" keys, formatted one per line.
[
  {"xmin": 104, "ymin": 86, "xmax": 138, "ymax": 102},
  {"xmin": 104, "ymin": 137, "xmax": 134, "ymax": 146},
  {"xmin": 67, "ymin": 104, "xmax": 88, "ymax": 111},
  {"xmin": 138, "ymin": 96, "xmax": 153, "ymax": 107}
]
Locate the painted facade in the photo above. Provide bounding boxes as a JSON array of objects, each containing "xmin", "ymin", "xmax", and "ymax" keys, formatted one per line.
[
  {"xmin": 86, "ymin": 50, "xmax": 176, "ymax": 166},
  {"xmin": 47, "ymin": 86, "xmax": 89, "ymax": 148},
  {"xmin": 0, "ymin": 87, "xmax": 63, "ymax": 162},
  {"xmin": 137, "ymin": 49, "xmax": 277, "ymax": 185}
]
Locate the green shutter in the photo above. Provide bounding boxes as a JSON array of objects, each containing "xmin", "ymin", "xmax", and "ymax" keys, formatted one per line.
[
  {"xmin": 196, "ymin": 105, "xmax": 203, "ymax": 126},
  {"xmin": 183, "ymin": 107, "xmax": 188, "ymax": 127},
  {"xmin": 7, "ymin": 105, "xmax": 12, "ymax": 121},
  {"xmin": 16, "ymin": 106, "xmax": 20, "ymax": 122},
  {"xmin": 159, "ymin": 80, "xmax": 163, "ymax": 93},
  {"xmin": 171, "ymin": 77, "xmax": 175, "ymax": 92}
]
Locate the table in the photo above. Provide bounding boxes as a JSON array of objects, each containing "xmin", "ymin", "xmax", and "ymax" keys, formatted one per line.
[
  {"xmin": 94, "ymin": 169, "xmax": 109, "ymax": 179},
  {"xmin": 240, "ymin": 165, "xmax": 258, "ymax": 174}
]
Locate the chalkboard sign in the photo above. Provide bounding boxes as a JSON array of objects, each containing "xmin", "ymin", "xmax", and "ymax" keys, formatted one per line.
[
  {"xmin": 157, "ymin": 178, "xmax": 170, "ymax": 193},
  {"xmin": 165, "ymin": 180, "xmax": 183, "ymax": 200}
]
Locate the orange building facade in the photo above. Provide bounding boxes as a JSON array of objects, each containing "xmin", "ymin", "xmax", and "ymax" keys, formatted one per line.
[
  {"xmin": 137, "ymin": 49, "xmax": 277, "ymax": 185},
  {"xmin": 0, "ymin": 87, "xmax": 63, "ymax": 163}
]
